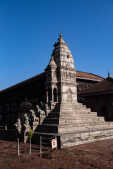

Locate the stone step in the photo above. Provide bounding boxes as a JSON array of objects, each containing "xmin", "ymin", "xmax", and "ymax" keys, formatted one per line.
[
  {"xmin": 37, "ymin": 121, "xmax": 113, "ymax": 133},
  {"xmin": 44, "ymin": 116, "xmax": 105, "ymax": 124},
  {"xmin": 57, "ymin": 102, "xmax": 91, "ymax": 110},
  {"xmin": 60, "ymin": 121, "xmax": 107, "ymax": 126},
  {"xmin": 47, "ymin": 111, "xmax": 99, "ymax": 118},
  {"xmin": 60, "ymin": 103, "xmax": 88, "ymax": 110},
  {"xmin": 60, "ymin": 111, "xmax": 97, "ymax": 116},
  {"xmin": 42, "ymin": 121, "xmax": 106, "ymax": 128},
  {"xmin": 59, "ymin": 120, "xmax": 106, "ymax": 127},
  {"xmin": 60, "ymin": 102, "xmax": 86, "ymax": 107},
  {"xmin": 43, "ymin": 115, "xmax": 105, "ymax": 124},
  {"xmin": 47, "ymin": 109, "xmax": 95, "ymax": 117},
  {"xmin": 43, "ymin": 122, "xmax": 106, "ymax": 128},
  {"xmin": 59, "ymin": 115, "xmax": 104, "ymax": 121},
  {"xmin": 60, "ymin": 107, "xmax": 92, "ymax": 111},
  {"xmin": 44, "ymin": 115, "xmax": 105, "ymax": 123},
  {"xmin": 49, "ymin": 109, "xmax": 96, "ymax": 115},
  {"xmin": 60, "ymin": 107, "xmax": 91, "ymax": 113},
  {"xmin": 43, "ymin": 121, "xmax": 106, "ymax": 128},
  {"xmin": 61, "ymin": 128, "xmax": 113, "ymax": 147},
  {"xmin": 40, "ymin": 123, "xmax": 113, "ymax": 135},
  {"xmin": 58, "ymin": 122, "xmax": 113, "ymax": 133},
  {"xmin": 59, "ymin": 117, "xmax": 105, "ymax": 124},
  {"xmin": 60, "ymin": 103, "xmax": 89, "ymax": 108}
]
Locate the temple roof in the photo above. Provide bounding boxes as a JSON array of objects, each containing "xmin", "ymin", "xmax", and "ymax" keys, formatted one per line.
[
  {"xmin": 79, "ymin": 77, "xmax": 113, "ymax": 96},
  {"xmin": 76, "ymin": 71, "xmax": 104, "ymax": 81}
]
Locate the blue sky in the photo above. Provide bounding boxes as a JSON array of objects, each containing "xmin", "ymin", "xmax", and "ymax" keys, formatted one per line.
[{"xmin": 0, "ymin": 0, "xmax": 113, "ymax": 89}]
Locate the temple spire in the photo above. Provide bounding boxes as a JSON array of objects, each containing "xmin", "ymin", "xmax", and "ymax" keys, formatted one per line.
[
  {"xmin": 58, "ymin": 32, "xmax": 65, "ymax": 43},
  {"xmin": 59, "ymin": 32, "xmax": 63, "ymax": 39}
]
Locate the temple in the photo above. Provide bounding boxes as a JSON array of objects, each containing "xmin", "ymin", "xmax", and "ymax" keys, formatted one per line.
[{"xmin": 0, "ymin": 34, "xmax": 113, "ymax": 147}]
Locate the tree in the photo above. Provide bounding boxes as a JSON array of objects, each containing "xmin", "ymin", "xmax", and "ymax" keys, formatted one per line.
[{"xmin": 28, "ymin": 129, "xmax": 34, "ymax": 155}]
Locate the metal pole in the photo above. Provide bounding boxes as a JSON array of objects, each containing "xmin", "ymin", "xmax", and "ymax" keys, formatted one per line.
[
  {"xmin": 40, "ymin": 135, "xmax": 42, "ymax": 158},
  {"xmin": 29, "ymin": 138, "xmax": 31, "ymax": 155},
  {"xmin": 17, "ymin": 138, "xmax": 20, "ymax": 157}
]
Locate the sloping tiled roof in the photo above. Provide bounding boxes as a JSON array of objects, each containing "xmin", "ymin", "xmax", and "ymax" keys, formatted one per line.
[
  {"xmin": 76, "ymin": 71, "xmax": 104, "ymax": 81},
  {"xmin": 79, "ymin": 77, "xmax": 113, "ymax": 96},
  {"xmin": 0, "ymin": 72, "xmax": 46, "ymax": 94}
]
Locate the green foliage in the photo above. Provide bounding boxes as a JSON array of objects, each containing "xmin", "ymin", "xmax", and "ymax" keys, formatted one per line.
[{"xmin": 28, "ymin": 129, "xmax": 34, "ymax": 139}]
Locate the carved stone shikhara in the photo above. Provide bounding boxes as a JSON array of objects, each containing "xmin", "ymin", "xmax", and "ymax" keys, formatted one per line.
[{"xmin": 45, "ymin": 33, "xmax": 77, "ymax": 110}]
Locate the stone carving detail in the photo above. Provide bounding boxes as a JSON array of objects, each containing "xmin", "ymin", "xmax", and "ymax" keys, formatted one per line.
[
  {"xmin": 29, "ymin": 109, "xmax": 39, "ymax": 130},
  {"xmin": 36, "ymin": 105, "xmax": 46, "ymax": 124},
  {"xmin": 61, "ymin": 71, "xmax": 75, "ymax": 81},
  {"xmin": 15, "ymin": 118, "xmax": 22, "ymax": 134},
  {"xmin": 23, "ymin": 113, "xmax": 31, "ymax": 143},
  {"xmin": 15, "ymin": 104, "xmax": 46, "ymax": 143}
]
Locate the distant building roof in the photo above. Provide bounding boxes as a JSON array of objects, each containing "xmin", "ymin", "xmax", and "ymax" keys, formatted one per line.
[
  {"xmin": 76, "ymin": 71, "xmax": 104, "ymax": 81},
  {"xmin": 79, "ymin": 77, "xmax": 113, "ymax": 96}
]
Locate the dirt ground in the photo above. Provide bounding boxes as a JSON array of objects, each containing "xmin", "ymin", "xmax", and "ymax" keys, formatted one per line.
[{"xmin": 0, "ymin": 139, "xmax": 113, "ymax": 169}]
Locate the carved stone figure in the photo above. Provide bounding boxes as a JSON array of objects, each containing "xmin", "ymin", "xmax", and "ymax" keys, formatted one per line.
[
  {"xmin": 29, "ymin": 109, "xmax": 39, "ymax": 130},
  {"xmin": 15, "ymin": 103, "xmax": 46, "ymax": 143},
  {"xmin": 36, "ymin": 105, "xmax": 46, "ymax": 124},
  {"xmin": 15, "ymin": 118, "xmax": 22, "ymax": 134},
  {"xmin": 23, "ymin": 113, "xmax": 31, "ymax": 143}
]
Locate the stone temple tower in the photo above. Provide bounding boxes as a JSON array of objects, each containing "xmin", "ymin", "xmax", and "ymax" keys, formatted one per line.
[
  {"xmin": 45, "ymin": 33, "xmax": 77, "ymax": 111},
  {"xmin": 44, "ymin": 34, "xmax": 79, "ymax": 147},
  {"xmin": 43, "ymin": 34, "xmax": 113, "ymax": 148}
]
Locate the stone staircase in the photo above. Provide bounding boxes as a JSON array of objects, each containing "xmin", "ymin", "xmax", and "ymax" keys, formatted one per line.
[{"xmin": 37, "ymin": 102, "xmax": 113, "ymax": 148}]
